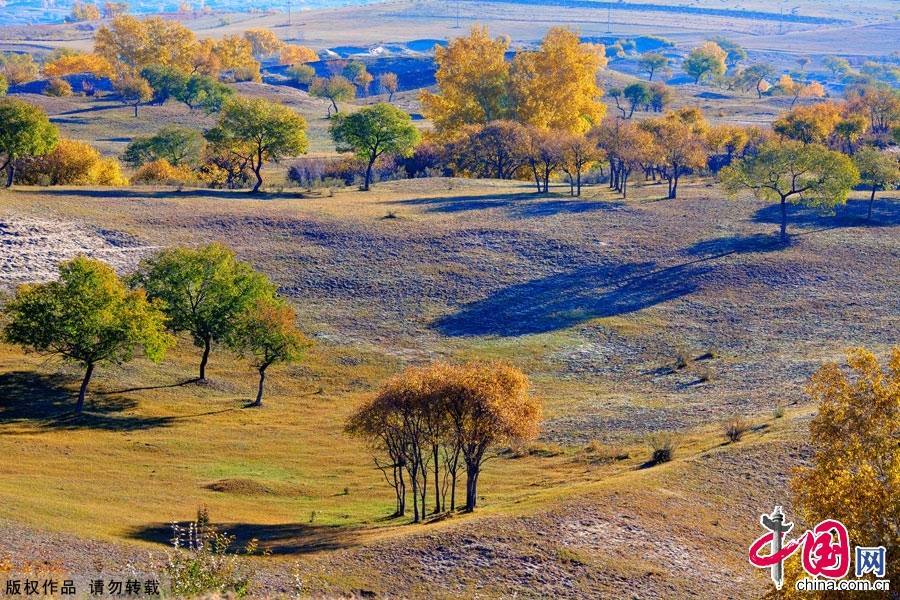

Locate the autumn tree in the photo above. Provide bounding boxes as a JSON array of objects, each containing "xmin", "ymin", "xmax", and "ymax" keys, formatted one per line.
[
  {"xmin": 638, "ymin": 52, "xmax": 668, "ymax": 81},
  {"xmin": 0, "ymin": 52, "xmax": 39, "ymax": 86},
  {"xmin": 720, "ymin": 140, "xmax": 859, "ymax": 241},
  {"xmin": 3, "ymin": 257, "xmax": 172, "ymax": 413},
  {"xmin": 329, "ymin": 103, "xmax": 420, "ymax": 191},
  {"xmin": 823, "ymin": 56, "xmax": 851, "ymax": 79},
  {"xmin": 641, "ymin": 111, "xmax": 708, "ymax": 199},
  {"xmin": 102, "ymin": 2, "xmax": 128, "ymax": 18},
  {"xmin": 288, "ymin": 64, "xmax": 316, "ymax": 85},
  {"xmin": 70, "ymin": 1, "xmax": 100, "ymax": 21},
  {"xmin": 113, "ymin": 74, "xmax": 152, "ymax": 117},
  {"xmin": 789, "ymin": 348, "xmax": 899, "ymax": 589},
  {"xmin": 206, "ymin": 97, "xmax": 308, "ymax": 193},
  {"xmin": 213, "ymin": 35, "xmax": 260, "ymax": 82},
  {"xmin": 420, "ymin": 25, "xmax": 510, "ymax": 133},
  {"xmin": 132, "ymin": 243, "xmax": 275, "ymax": 382},
  {"xmin": 43, "ymin": 52, "xmax": 114, "ymax": 78},
  {"xmin": 738, "ymin": 63, "xmax": 774, "ymax": 98},
  {"xmin": 448, "ymin": 120, "xmax": 528, "ymax": 180},
  {"xmin": 705, "ymin": 123, "xmax": 749, "ymax": 172},
  {"xmin": 96, "ymin": 16, "xmax": 199, "ymax": 74},
  {"xmin": 124, "ymin": 125, "xmax": 205, "ymax": 167},
  {"xmin": 777, "ymin": 74, "xmax": 825, "ymax": 108},
  {"xmin": 379, "ymin": 72, "xmax": 398, "ymax": 101},
  {"xmin": 853, "ymin": 146, "xmax": 900, "ymax": 220},
  {"xmin": 710, "ymin": 37, "xmax": 746, "ymax": 69},
  {"xmin": 844, "ymin": 84, "xmax": 900, "ymax": 136},
  {"xmin": 560, "ymin": 133, "xmax": 602, "ymax": 196},
  {"xmin": 593, "ymin": 118, "xmax": 655, "ymax": 198},
  {"xmin": 229, "ymin": 297, "xmax": 311, "ymax": 407},
  {"xmin": 342, "ymin": 61, "xmax": 373, "ymax": 96},
  {"xmin": 683, "ymin": 41, "xmax": 727, "ymax": 84},
  {"xmin": 15, "ymin": 139, "xmax": 127, "ymax": 186},
  {"xmin": 309, "ymin": 75, "xmax": 356, "ymax": 115},
  {"xmin": 243, "ymin": 29, "xmax": 284, "ymax": 60},
  {"xmin": 0, "ymin": 98, "xmax": 59, "ymax": 188},
  {"xmin": 279, "ymin": 44, "xmax": 318, "ymax": 66},
  {"xmin": 444, "ymin": 362, "xmax": 541, "ymax": 512},
  {"xmin": 509, "ymin": 27, "xmax": 607, "ymax": 133},
  {"xmin": 0, "ymin": 75, "xmax": 7, "ymax": 97},
  {"xmin": 524, "ymin": 127, "xmax": 565, "ymax": 193},
  {"xmin": 772, "ymin": 102, "xmax": 842, "ymax": 145},
  {"xmin": 346, "ymin": 361, "xmax": 541, "ymax": 521}
]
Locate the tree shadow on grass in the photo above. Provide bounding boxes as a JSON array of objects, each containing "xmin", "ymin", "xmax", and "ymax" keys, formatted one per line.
[
  {"xmin": 0, "ymin": 371, "xmax": 175, "ymax": 432},
  {"xmin": 753, "ymin": 197, "xmax": 900, "ymax": 230},
  {"xmin": 433, "ymin": 260, "xmax": 713, "ymax": 337},
  {"xmin": 684, "ymin": 232, "xmax": 787, "ymax": 258},
  {"xmin": 389, "ymin": 191, "xmax": 624, "ymax": 217},
  {"xmin": 128, "ymin": 522, "xmax": 364, "ymax": 555}
]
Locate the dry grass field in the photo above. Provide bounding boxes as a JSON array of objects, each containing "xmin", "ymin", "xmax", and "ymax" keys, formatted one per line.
[{"xmin": 1, "ymin": 175, "xmax": 896, "ymax": 596}]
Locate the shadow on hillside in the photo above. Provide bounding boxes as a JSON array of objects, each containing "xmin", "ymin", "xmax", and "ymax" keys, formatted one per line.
[
  {"xmin": 0, "ymin": 371, "xmax": 175, "ymax": 431},
  {"xmin": 685, "ymin": 233, "xmax": 787, "ymax": 258},
  {"xmin": 129, "ymin": 521, "xmax": 364, "ymax": 555},
  {"xmin": 753, "ymin": 197, "xmax": 900, "ymax": 230},
  {"xmin": 433, "ymin": 260, "xmax": 713, "ymax": 336},
  {"xmin": 391, "ymin": 191, "xmax": 624, "ymax": 217}
]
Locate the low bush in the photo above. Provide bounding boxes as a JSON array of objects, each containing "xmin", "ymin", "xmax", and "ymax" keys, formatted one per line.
[
  {"xmin": 131, "ymin": 159, "xmax": 197, "ymax": 186},
  {"xmin": 14, "ymin": 139, "xmax": 126, "ymax": 186},
  {"xmin": 165, "ymin": 507, "xmax": 258, "ymax": 599},
  {"xmin": 44, "ymin": 77, "xmax": 72, "ymax": 97},
  {"xmin": 723, "ymin": 416, "xmax": 751, "ymax": 443},
  {"xmin": 647, "ymin": 432, "xmax": 678, "ymax": 464}
]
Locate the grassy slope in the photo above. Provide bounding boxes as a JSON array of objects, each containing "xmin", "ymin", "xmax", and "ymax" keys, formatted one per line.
[{"xmin": 0, "ymin": 177, "xmax": 896, "ymax": 597}]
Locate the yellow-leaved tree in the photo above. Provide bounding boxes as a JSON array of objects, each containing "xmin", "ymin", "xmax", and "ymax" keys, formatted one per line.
[
  {"xmin": 510, "ymin": 27, "xmax": 606, "ymax": 133},
  {"xmin": 420, "ymin": 26, "xmax": 511, "ymax": 133},
  {"xmin": 778, "ymin": 347, "xmax": 899, "ymax": 596}
]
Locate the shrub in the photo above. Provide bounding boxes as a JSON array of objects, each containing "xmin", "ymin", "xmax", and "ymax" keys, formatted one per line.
[
  {"xmin": 723, "ymin": 416, "xmax": 751, "ymax": 443},
  {"xmin": 647, "ymin": 432, "xmax": 677, "ymax": 464},
  {"xmin": 166, "ymin": 509, "xmax": 257, "ymax": 599},
  {"xmin": 44, "ymin": 77, "xmax": 72, "ymax": 97},
  {"xmin": 14, "ymin": 139, "xmax": 126, "ymax": 186},
  {"xmin": 580, "ymin": 440, "xmax": 629, "ymax": 463},
  {"xmin": 0, "ymin": 74, "xmax": 7, "ymax": 96},
  {"xmin": 773, "ymin": 404, "xmax": 785, "ymax": 419},
  {"xmin": 131, "ymin": 159, "xmax": 196, "ymax": 186}
]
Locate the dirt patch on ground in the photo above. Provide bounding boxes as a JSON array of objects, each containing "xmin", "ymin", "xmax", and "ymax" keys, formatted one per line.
[{"xmin": 0, "ymin": 215, "xmax": 156, "ymax": 289}]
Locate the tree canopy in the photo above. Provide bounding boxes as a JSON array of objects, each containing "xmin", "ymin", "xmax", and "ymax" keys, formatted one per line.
[
  {"xmin": 0, "ymin": 98, "xmax": 59, "ymax": 188},
  {"xmin": 330, "ymin": 103, "xmax": 420, "ymax": 190},
  {"xmin": 683, "ymin": 41, "xmax": 727, "ymax": 84},
  {"xmin": 229, "ymin": 297, "xmax": 311, "ymax": 407},
  {"xmin": 3, "ymin": 257, "xmax": 172, "ymax": 413},
  {"xmin": 131, "ymin": 243, "xmax": 276, "ymax": 381},
  {"xmin": 206, "ymin": 97, "xmax": 308, "ymax": 193},
  {"xmin": 720, "ymin": 140, "xmax": 859, "ymax": 240}
]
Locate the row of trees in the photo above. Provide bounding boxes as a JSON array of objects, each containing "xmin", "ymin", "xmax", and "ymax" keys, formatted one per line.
[
  {"xmin": 2, "ymin": 245, "xmax": 310, "ymax": 413},
  {"xmin": 347, "ymin": 361, "xmax": 541, "ymax": 521}
]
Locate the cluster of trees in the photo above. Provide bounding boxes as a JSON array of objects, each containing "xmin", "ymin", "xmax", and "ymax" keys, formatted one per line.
[
  {"xmin": 347, "ymin": 361, "xmax": 541, "ymax": 521},
  {"xmin": 2, "ymin": 244, "xmax": 310, "ymax": 413}
]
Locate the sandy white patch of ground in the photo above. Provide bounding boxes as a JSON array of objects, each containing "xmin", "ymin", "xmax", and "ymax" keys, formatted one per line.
[{"xmin": 0, "ymin": 215, "xmax": 157, "ymax": 289}]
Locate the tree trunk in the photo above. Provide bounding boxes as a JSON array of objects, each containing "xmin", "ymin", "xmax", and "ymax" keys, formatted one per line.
[
  {"xmin": 669, "ymin": 174, "xmax": 678, "ymax": 199},
  {"xmin": 868, "ymin": 187, "xmax": 877, "ymax": 221},
  {"xmin": 331, "ymin": 98, "xmax": 339, "ymax": 114},
  {"xmin": 5, "ymin": 163, "xmax": 14, "ymax": 188},
  {"xmin": 252, "ymin": 152, "xmax": 263, "ymax": 193},
  {"xmin": 397, "ymin": 466, "xmax": 406, "ymax": 516},
  {"xmin": 449, "ymin": 466, "xmax": 457, "ymax": 511},
  {"xmin": 199, "ymin": 334, "xmax": 211, "ymax": 381},
  {"xmin": 432, "ymin": 444, "xmax": 441, "ymax": 514},
  {"xmin": 364, "ymin": 155, "xmax": 376, "ymax": 191},
  {"xmin": 76, "ymin": 363, "xmax": 94, "ymax": 414},
  {"xmin": 780, "ymin": 196, "xmax": 788, "ymax": 242},
  {"xmin": 411, "ymin": 468, "xmax": 419, "ymax": 523},
  {"xmin": 464, "ymin": 466, "xmax": 479, "ymax": 512},
  {"xmin": 250, "ymin": 367, "xmax": 266, "ymax": 407},
  {"xmin": 576, "ymin": 170, "xmax": 582, "ymax": 196}
]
